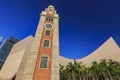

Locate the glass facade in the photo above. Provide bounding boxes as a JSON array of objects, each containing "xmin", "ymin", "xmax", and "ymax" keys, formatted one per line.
[{"xmin": 0, "ymin": 36, "xmax": 19, "ymax": 67}]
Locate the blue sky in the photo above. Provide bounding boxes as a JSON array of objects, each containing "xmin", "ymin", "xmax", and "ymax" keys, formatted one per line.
[{"xmin": 0, "ymin": 0, "xmax": 120, "ymax": 59}]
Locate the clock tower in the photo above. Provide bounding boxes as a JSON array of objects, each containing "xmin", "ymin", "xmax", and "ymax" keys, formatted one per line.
[
  {"xmin": 33, "ymin": 5, "xmax": 59, "ymax": 80},
  {"xmin": 21, "ymin": 5, "xmax": 59, "ymax": 80}
]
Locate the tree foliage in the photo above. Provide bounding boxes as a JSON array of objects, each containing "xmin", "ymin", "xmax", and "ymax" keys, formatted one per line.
[{"xmin": 60, "ymin": 59, "xmax": 120, "ymax": 80}]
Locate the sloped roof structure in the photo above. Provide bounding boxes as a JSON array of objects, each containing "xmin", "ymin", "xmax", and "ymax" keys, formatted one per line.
[{"xmin": 59, "ymin": 37, "xmax": 120, "ymax": 66}]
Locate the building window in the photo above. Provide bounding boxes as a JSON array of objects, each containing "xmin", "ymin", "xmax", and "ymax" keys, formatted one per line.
[
  {"xmin": 45, "ymin": 30, "xmax": 50, "ymax": 36},
  {"xmin": 51, "ymin": 18, "xmax": 53, "ymax": 22},
  {"xmin": 46, "ymin": 17, "xmax": 49, "ymax": 21},
  {"xmin": 43, "ymin": 40, "xmax": 50, "ymax": 48},
  {"xmin": 40, "ymin": 56, "xmax": 48, "ymax": 68},
  {"xmin": 46, "ymin": 17, "xmax": 53, "ymax": 22}
]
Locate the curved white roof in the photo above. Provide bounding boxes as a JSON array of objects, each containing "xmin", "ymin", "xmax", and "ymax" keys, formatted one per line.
[{"xmin": 59, "ymin": 37, "xmax": 120, "ymax": 66}]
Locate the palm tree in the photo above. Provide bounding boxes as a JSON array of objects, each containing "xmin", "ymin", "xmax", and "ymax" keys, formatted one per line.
[
  {"xmin": 107, "ymin": 59, "xmax": 120, "ymax": 80},
  {"xmin": 66, "ymin": 62, "xmax": 77, "ymax": 80},
  {"xmin": 98, "ymin": 59, "xmax": 108, "ymax": 80},
  {"xmin": 60, "ymin": 64, "xmax": 64, "ymax": 80},
  {"xmin": 60, "ymin": 64, "xmax": 71, "ymax": 80},
  {"xmin": 90, "ymin": 61, "xmax": 99, "ymax": 80},
  {"xmin": 74, "ymin": 61, "xmax": 83, "ymax": 80},
  {"xmin": 59, "ymin": 59, "xmax": 120, "ymax": 80}
]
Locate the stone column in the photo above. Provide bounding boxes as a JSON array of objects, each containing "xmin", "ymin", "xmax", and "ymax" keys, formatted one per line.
[
  {"xmin": 20, "ymin": 15, "xmax": 45, "ymax": 80},
  {"xmin": 51, "ymin": 17, "xmax": 60, "ymax": 80}
]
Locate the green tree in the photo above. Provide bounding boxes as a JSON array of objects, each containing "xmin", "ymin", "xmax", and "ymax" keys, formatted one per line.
[
  {"xmin": 107, "ymin": 59, "xmax": 120, "ymax": 80},
  {"xmin": 60, "ymin": 59, "xmax": 120, "ymax": 80},
  {"xmin": 90, "ymin": 61, "xmax": 99, "ymax": 80}
]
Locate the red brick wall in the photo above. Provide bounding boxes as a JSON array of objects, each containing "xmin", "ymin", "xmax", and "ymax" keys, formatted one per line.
[{"xmin": 33, "ymin": 22, "xmax": 54, "ymax": 80}]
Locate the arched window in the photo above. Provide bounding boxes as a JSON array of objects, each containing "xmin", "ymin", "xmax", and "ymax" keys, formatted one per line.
[{"xmin": 46, "ymin": 17, "xmax": 53, "ymax": 22}]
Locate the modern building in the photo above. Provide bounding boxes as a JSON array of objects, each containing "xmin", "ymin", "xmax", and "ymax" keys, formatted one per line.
[
  {"xmin": 0, "ymin": 37, "xmax": 2, "ymax": 41},
  {"xmin": 0, "ymin": 5, "xmax": 120, "ymax": 80},
  {"xmin": 0, "ymin": 36, "xmax": 19, "ymax": 67},
  {"xmin": 0, "ymin": 37, "xmax": 2, "ymax": 47}
]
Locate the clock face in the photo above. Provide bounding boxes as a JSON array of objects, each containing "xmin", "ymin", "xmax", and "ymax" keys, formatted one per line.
[{"xmin": 46, "ymin": 24, "xmax": 52, "ymax": 28}]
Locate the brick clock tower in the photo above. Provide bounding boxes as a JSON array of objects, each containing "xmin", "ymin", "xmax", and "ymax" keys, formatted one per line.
[{"xmin": 22, "ymin": 5, "xmax": 59, "ymax": 80}]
